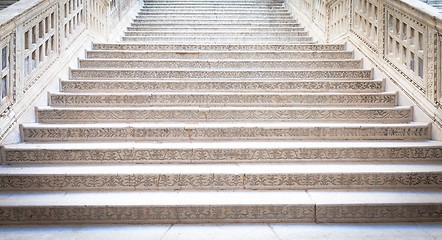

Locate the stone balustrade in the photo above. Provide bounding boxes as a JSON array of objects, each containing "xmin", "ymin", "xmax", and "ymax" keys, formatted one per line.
[
  {"xmin": 287, "ymin": 0, "xmax": 442, "ymax": 137},
  {"xmin": 0, "ymin": 0, "xmax": 139, "ymax": 143}
]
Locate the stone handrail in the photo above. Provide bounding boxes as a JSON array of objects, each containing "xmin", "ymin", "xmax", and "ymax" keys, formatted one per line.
[
  {"xmin": 0, "ymin": 0, "xmax": 139, "ymax": 143},
  {"xmin": 287, "ymin": 0, "xmax": 442, "ymax": 136}
]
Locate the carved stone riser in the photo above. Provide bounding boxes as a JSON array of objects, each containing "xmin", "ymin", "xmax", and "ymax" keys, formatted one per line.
[
  {"xmin": 86, "ymin": 50, "xmax": 353, "ymax": 60},
  {"xmin": 127, "ymin": 27, "xmax": 306, "ymax": 32},
  {"xmin": 35, "ymin": 107, "xmax": 412, "ymax": 124},
  {"xmin": 70, "ymin": 69, "xmax": 373, "ymax": 80},
  {"xmin": 0, "ymin": 205, "xmax": 314, "ymax": 225},
  {"xmin": 132, "ymin": 19, "xmax": 298, "ymax": 24},
  {"xmin": 142, "ymin": 3, "xmax": 285, "ymax": 7},
  {"xmin": 142, "ymin": 2, "xmax": 285, "ymax": 6},
  {"xmin": 143, "ymin": 0, "xmax": 285, "ymax": 2},
  {"xmin": 124, "ymin": 31, "xmax": 309, "ymax": 37},
  {"xmin": 60, "ymin": 79, "xmax": 385, "ymax": 93},
  {"xmin": 141, "ymin": 5, "xmax": 286, "ymax": 8},
  {"xmin": 91, "ymin": 43, "xmax": 345, "ymax": 51},
  {"xmin": 135, "ymin": 15, "xmax": 293, "ymax": 20},
  {"xmin": 2, "ymin": 172, "xmax": 440, "ymax": 191},
  {"xmin": 78, "ymin": 59, "xmax": 362, "ymax": 70},
  {"xmin": 143, "ymin": 0, "xmax": 286, "ymax": 3},
  {"xmin": 21, "ymin": 124, "xmax": 429, "ymax": 142},
  {"xmin": 121, "ymin": 36, "xmax": 314, "ymax": 43},
  {"xmin": 48, "ymin": 92, "xmax": 396, "ymax": 107},
  {"xmin": 139, "ymin": 8, "xmax": 288, "ymax": 13},
  {"xmin": 0, "ymin": 203, "xmax": 440, "ymax": 225},
  {"xmin": 130, "ymin": 23, "xmax": 302, "ymax": 28},
  {"xmin": 137, "ymin": 11, "xmax": 291, "ymax": 15},
  {"xmin": 4, "ymin": 146, "xmax": 440, "ymax": 165}
]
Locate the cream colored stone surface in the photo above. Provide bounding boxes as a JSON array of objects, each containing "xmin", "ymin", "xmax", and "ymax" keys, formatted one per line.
[
  {"xmin": 0, "ymin": 0, "xmax": 441, "ymax": 227},
  {"xmin": 0, "ymin": 224, "xmax": 441, "ymax": 240}
]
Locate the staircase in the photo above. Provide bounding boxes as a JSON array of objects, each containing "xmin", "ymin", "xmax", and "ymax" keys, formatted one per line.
[{"xmin": 1, "ymin": 0, "xmax": 441, "ymax": 225}]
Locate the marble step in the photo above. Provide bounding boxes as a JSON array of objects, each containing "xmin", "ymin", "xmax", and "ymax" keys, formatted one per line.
[
  {"xmin": 48, "ymin": 92, "xmax": 396, "ymax": 107},
  {"xmin": 34, "ymin": 106, "xmax": 412, "ymax": 123},
  {"xmin": 140, "ymin": 5, "xmax": 285, "ymax": 8},
  {"xmin": 130, "ymin": 22, "xmax": 302, "ymax": 27},
  {"xmin": 60, "ymin": 79, "xmax": 385, "ymax": 93},
  {"xmin": 141, "ymin": 3, "xmax": 285, "ymax": 6},
  {"xmin": 78, "ymin": 59, "xmax": 362, "ymax": 70},
  {"xmin": 138, "ymin": 9, "xmax": 290, "ymax": 14},
  {"xmin": 85, "ymin": 50, "xmax": 353, "ymax": 60},
  {"xmin": 3, "ymin": 141, "xmax": 441, "ymax": 165},
  {"xmin": 136, "ymin": 13, "xmax": 291, "ymax": 18},
  {"xmin": 132, "ymin": 19, "xmax": 298, "ymax": 24},
  {"xmin": 121, "ymin": 36, "xmax": 314, "ymax": 43},
  {"xmin": 21, "ymin": 122, "xmax": 429, "ymax": 142},
  {"xmin": 70, "ymin": 68, "xmax": 372, "ymax": 80},
  {"xmin": 1, "ymin": 190, "xmax": 441, "ymax": 224},
  {"xmin": 91, "ymin": 43, "xmax": 345, "ymax": 51},
  {"xmin": 127, "ymin": 26, "xmax": 305, "ymax": 32},
  {"xmin": 135, "ymin": 15, "xmax": 294, "ymax": 19},
  {"xmin": 1, "ymin": 163, "xmax": 441, "ymax": 191},
  {"xmin": 123, "ymin": 31, "xmax": 309, "ymax": 37},
  {"xmin": 143, "ymin": 0, "xmax": 285, "ymax": 3}
]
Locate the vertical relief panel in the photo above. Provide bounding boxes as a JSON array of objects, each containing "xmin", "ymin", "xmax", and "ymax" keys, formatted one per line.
[
  {"xmin": 22, "ymin": 4, "xmax": 58, "ymax": 92},
  {"xmin": 383, "ymin": 5, "xmax": 426, "ymax": 95}
]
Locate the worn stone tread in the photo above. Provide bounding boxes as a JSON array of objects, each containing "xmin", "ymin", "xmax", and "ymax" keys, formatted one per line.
[
  {"xmin": 21, "ymin": 122, "xmax": 429, "ymax": 142},
  {"xmin": 0, "ymin": 163, "xmax": 441, "ymax": 191},
  {"xmin": 60, "ymin": 79, "xmax": 385, "ymax": 93},
  {"xmin": 0, "ymin": 191, "xmax": 440, "ymax": 224},
  {"xmin": 3, "ymin": 141, "xmax": 441, "ymax": 164}
]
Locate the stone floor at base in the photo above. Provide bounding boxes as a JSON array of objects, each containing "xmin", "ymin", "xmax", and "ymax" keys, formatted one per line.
[{"xmin": 0, "ymin": 223, "xmax": 441, "ymax": 240}]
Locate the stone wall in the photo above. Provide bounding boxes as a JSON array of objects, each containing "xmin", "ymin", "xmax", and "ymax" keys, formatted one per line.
[
  {"xmin": 0, "ymin": 0, "xmax": 140, "ymax": 144},
  {"xmin": 287, "ymin": 0, "xmax": 442, "ymax": 139}
]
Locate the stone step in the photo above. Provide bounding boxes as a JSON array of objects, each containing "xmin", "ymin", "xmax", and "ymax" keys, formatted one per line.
[
  {"xmin": 121, "ymin": 36, "xmax": 314, "ymax": 43},
  {"xmin": 70, "ymin": 68, "xmax": 372, "ymax": 80},
  {"xmin": 141, "ymin": 5, "xmax": 286, "ymax": 9},
  {"xmin": 3, "ymin": 141, "xmax": 441, "ymax": 165},
  {"xmin": 48, "ymin": 92, "xmax": 396, "ymax": 107},
  {"xmin": 136, "ymin": 12, "xmax": 292, "ymax": 17},
  {"xmin": 137, "ymin": 12, "xmax": 291, "ymax": 17},
  {"xmin": 143, "ymin": 0, "xmax": 285, "ymax": 3},
  {"xmin": 136, "ymin": 15, "xmax": 292, "ymax": 20},
  {"xmin": 1, "ymin": 190, "xmax": 441, "ymax": 224},
  {"xmin": 78, "ymin": 59, "xmax": 362, "ymax": 70},
  {"xmin": 85, "ymin": 50, "xmax": 353, "ymax": 60},
  {"xmin": 21, "ymin": 122, "xmax": 429, "ymax": 142},
  {"xmin": 138, "ymin": 9, "xmax": 290, "ymax": 13},
  {"xmin": 1, "ymin": 163, "xmax": 440, "ymax": 191},
  {"xmin": 134, "ymin": 14, "xmax": 296, "ymax": 21},
  {"xmin": 60, "ymin": 79, "xmax": 385, "ymax": 93},
  {"xmin": 123, "ymin": 31, "xmax": 309, "ymax": 37},
  {"xmin": 143, "ymin": 1, "xmax": 284, "ymax": 4},
  {"xmin": 132, "ymin": 19, "xmax": 298, "ymax": 24},
  {"xmin": 34, "ymin": 106, "xmax": 412, "ymax": 124},
  {"xmin": 2, "ymin": 223, "xmax": 442, "ymax": 239},
  {"xmin": 130, "ymin": 22, "xmax": 302, "ymax": 27},
  {"xmin": 127, "ymin": 26, "xmax": 305, "ymax": 32},
  {"xmin": 92, "ymin": 43, "xmax": 344, "ymax": 51}
]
